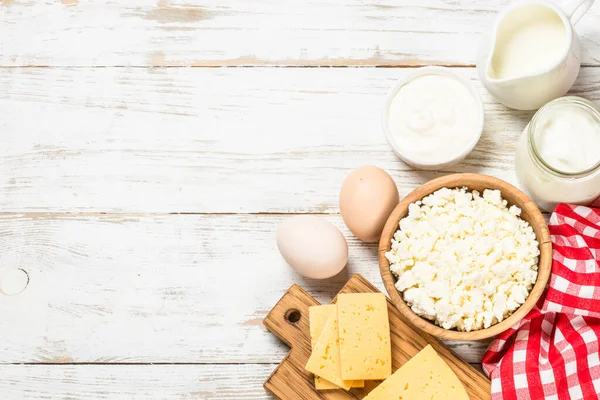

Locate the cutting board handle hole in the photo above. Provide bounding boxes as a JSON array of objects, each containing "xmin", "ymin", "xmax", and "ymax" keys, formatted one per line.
[{"xmin": 285, "ymin": 309, "xmax": 301, "ymax": 324}]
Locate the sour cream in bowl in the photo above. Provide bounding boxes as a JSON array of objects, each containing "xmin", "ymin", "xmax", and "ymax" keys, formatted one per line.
[{"xmin": 382, "ymin": 67, "xmax": 484, "ymax": 170}]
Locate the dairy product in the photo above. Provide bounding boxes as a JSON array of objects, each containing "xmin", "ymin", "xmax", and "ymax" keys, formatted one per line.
[
  {"xmin": 534, "ymin": 101, "xmax": 600, "ymax": 173},
  {"xmin": 489, "ymin": 5, "xmax": 567, "ymax": 80},
  {"xmin": 308, "ymin": 305, "xmax": 364, "ymax": 390},
  {"xmin": 385, "ymin": 187, "xmax": 539, "ymax": 332},
  {"xmin": 305, "ymin": 309, "xmax": 354, "ymax": 390},
  {"xmin": 515, "ymin": 96, "xmax": 600, "ymax": 212},
  {"xmin": 384, "ymin": 69, "xmax": 482, "ymax": 168},
  {"xmin": 363, "ymin": 345, "xmax": 469, "ymax": 400},
  {"xmin": 337, "ymin": 293, "xmax": 392, "ymax": 380}
]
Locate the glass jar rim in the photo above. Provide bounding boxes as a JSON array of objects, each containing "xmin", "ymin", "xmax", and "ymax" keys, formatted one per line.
[{"xmin": 528, "ymin": 96, "xmax": 600, "ymax": 178}]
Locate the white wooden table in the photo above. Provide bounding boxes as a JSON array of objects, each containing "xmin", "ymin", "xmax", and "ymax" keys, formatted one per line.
[{"xmin": 1, "ymin": 1, "xmax": 599, "ymax": 398}]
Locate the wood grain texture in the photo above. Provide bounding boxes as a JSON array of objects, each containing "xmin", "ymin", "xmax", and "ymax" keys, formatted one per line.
[
  {"xmin": 0, "ymin": 213, "xmax": 491, "ymax": 364},
  {"xmin": 0, "ymin": 363, "xmax": 278, "ymax": 399},
  {"xmin": 0, "ymin": 363, "xmax": 482, "ymax": 399},
  {"xmin": 3, "ymin": 0, "xmax": 599, "ymax": 396},
  {"xmin": 1, "ymin": 0, "xmax": 600, "ymax": 67},
  {"xmin": 264, "ymin": 275, "xmax": 489, "ymax": 400},
  {"xmin": 378, "ymin": 173, "xmax": 552, "ymax": 340},
  {"xmin": 2, "ymin": 66, "xmax": 600, "ymax": 213}
]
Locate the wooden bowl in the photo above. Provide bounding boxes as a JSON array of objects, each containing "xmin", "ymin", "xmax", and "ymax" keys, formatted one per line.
[{"xmin": 378, "ymin": 173, "xmax": 552, "ymax": 341}]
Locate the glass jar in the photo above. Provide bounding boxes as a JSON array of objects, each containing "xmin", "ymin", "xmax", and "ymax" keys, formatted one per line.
[{"xmin": 515, "ymin": 96, "xmax": 600, "ymax": 212}]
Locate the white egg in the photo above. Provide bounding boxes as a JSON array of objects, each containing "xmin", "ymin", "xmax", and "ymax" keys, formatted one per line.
[{"xmin": 276, "ymin": 215, "xmax": 348, "ymax": 279}]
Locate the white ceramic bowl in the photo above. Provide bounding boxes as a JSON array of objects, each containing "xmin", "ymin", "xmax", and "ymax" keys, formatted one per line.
[{"xmin": 382, "ymin": 66, "xmax": 485, "ymax": 170}]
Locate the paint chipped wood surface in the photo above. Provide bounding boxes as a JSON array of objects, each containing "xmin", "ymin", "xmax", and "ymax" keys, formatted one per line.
[
  {"xmin": 0, "ymin": 363, "xmax": 483, "ymax": 400},
  {"xmin": 1, "ymin": 67, "xmax": 599, "ymax": 213},
  {"xmin": 1, "ymin": 0, "xmax": 599, "ymax": 67},
  {"xmin": 0, "ymin": 213, "xmax": 491, "ymax": 364},
  {"xmin": 0, "ymin": 364, "xmax": 280, "ymax": 399},
  {"xmin": 1, "ymin": 0, "xmax": 600, "ymax": 398}
]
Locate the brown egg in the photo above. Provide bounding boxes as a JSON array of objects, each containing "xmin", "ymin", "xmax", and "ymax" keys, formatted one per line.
[{"xmin": 340, "ymin": 166, "xmax": 399, "ymax": 243}]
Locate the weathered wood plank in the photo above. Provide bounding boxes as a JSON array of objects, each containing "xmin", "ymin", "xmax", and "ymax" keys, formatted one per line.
[
  {"xmin": 1, "ymin": 0, "xmax": 599, "ymax": 67},
  {"xmin": 2, "ymin": 66, "xmax": 600, "ymax": 213},
  {"xmin": 0, "ymin": 363, "xmax": 484, "ymax": 399},
  {"xmin": 0, "ymin": 364, "xmax": 277, "ymax": 399},
  {"xmin": 0, "ymin": 213, "xmax": 491, "ymax": 364}
]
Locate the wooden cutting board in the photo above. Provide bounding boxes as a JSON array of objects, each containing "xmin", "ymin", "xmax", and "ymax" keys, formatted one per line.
[{"xmin": 264, "ymin": 274, "xmax": 490, "ymax": 399}]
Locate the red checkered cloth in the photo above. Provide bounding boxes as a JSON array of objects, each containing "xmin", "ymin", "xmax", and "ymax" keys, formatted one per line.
[{"xmin": 483, "ymin": 203, "xmax": 600, "ymax": 399}]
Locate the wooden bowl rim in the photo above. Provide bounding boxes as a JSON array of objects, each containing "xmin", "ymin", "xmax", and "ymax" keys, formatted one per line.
[{"xmin": 378, "ymin": 173, "xmax": 552, "ymax": 341}]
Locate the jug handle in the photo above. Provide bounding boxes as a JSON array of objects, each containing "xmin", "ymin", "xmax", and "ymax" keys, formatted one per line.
[{"xmin": 560, "ymin": 0, "xmax": 595, "ymax": 24}]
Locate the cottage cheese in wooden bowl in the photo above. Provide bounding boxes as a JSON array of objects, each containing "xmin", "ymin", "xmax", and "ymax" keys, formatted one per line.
[{"xmin": 378, "ymin": 174, "xmax": 552, "ymax": 340}]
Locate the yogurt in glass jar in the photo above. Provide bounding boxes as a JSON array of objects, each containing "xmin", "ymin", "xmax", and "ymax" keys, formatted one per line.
[{"xmin": 515, "ymin": 96, "xmax": 600, "ymax": 212}]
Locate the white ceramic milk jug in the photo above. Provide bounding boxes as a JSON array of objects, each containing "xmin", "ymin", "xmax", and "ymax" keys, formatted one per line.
[{"xmin": 477, "ymin": 0, "xmax": 595, "ymax": 110}]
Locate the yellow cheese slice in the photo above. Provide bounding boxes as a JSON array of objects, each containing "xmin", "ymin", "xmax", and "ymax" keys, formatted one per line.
[
  {"xmin": 337, "ymin": 293, "xmax": 392, "ymax": 380},
  {"xmin": 308, "ymin": 305, "xmax": 364, "ymax": 390},
  {"xmin": 305, "ymin": 307, "xmax": 353, "ymax": 390},
  {"xmin": 364, "ymin": 345, "xmax": 469, "ymax": 400}
]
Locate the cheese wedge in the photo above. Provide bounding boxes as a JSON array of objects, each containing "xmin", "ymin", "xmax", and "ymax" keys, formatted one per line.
[
  {"xmin": 305, "ymin": 307, "xmax": 353, "ymax": 390},
  {"xmin": 308, "ymin": 305, "xmax": 364, "ymax": 390},
  {"xmin": 337, "ymin": 293, "xmax": 392, "ymax": 380},
  {"xmin": 364, "ymin": 345, "xmax": 469, "ymax": 400}
]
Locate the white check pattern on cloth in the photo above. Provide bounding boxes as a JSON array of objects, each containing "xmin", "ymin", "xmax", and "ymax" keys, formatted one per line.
[{"xmin": 483, "ymin": 203, "xmax": 600, "ymax": 400}]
